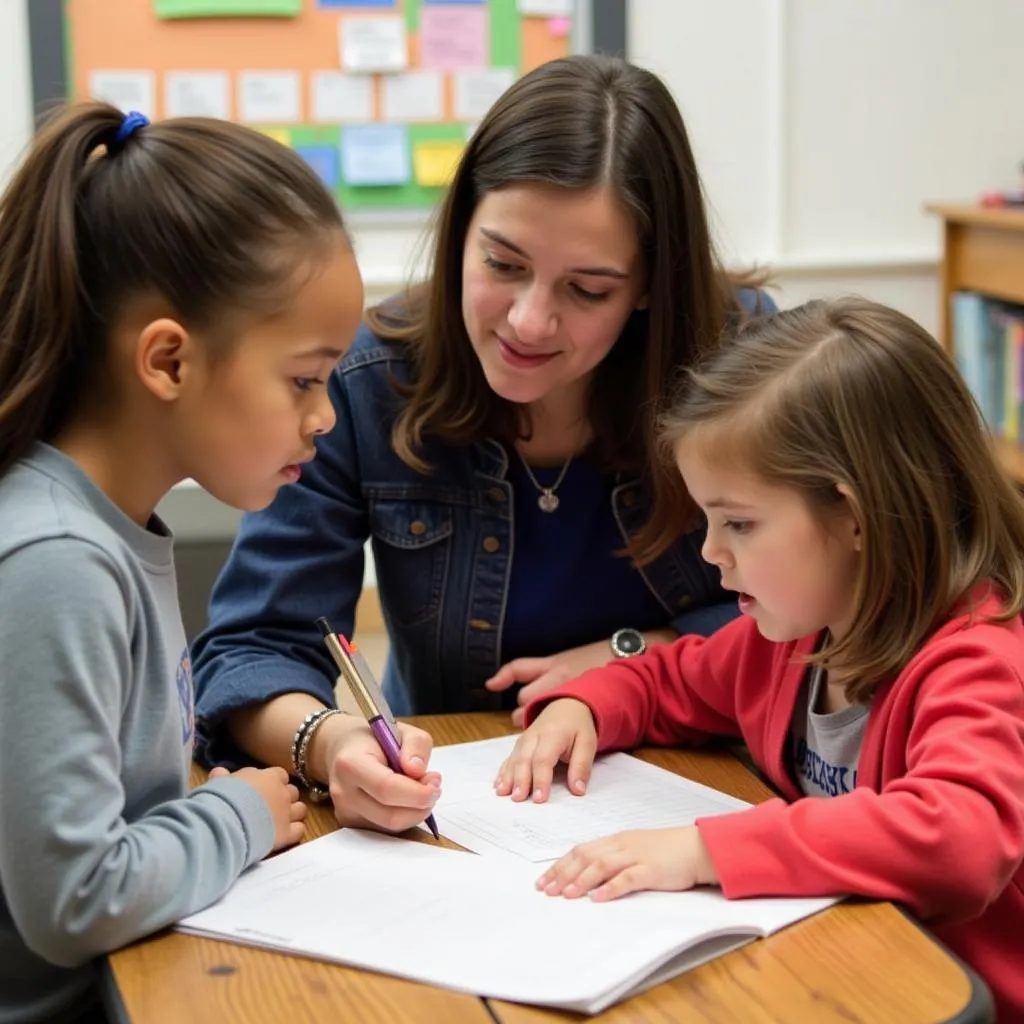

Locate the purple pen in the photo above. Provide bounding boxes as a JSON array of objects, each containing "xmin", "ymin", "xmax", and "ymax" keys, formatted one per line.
[{"xmin": 314, "ymin": 617, "xmax": 440, "ymax": 840}]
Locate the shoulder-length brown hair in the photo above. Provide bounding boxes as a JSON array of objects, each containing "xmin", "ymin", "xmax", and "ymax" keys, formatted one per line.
[
  {"xmin": 369, "ymin": 54, "xmax": 763, "ymax": 564},
  {"xmin": 660, "ymin": 297, "xmax": 1024, "ymax": 701}
]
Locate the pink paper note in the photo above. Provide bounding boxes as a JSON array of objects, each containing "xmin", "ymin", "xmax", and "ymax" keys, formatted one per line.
[
  {"xmin": 548, "ymin": 15, "xmax": 570, "ymax": 37},
  {"xmin": 420, "ymin": 6, "xmax": 488, "ymax": 70}
]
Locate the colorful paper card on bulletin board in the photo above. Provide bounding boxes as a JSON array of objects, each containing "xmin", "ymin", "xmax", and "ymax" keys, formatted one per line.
[
  {"xmin": 154, "ymin": 0, "xmax": 303, "ymax": 18},
  {"xmin": 63, "ymin": 0, "xmax": 576, "ymax": 213}
]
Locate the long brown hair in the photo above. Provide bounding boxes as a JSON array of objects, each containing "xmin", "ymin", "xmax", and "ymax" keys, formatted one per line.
[
  {"xmin": 369, "ymin": 54, "xmax": 763, "ymax": 564},
  {"xmin": 661, "ymin": 297, "xmax": 1024, "ymax": 700},
  {"xmin": 0, "ymin": 101, "xmax": 345, "ymax": 478}
]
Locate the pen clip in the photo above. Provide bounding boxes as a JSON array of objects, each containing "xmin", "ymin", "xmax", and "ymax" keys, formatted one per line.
[
  {"xmin": 315, "ymin": 617, "xmax": 398, "ymax": 732},
  {"xmin": 338, "ymin": 634, "xmax": 399, "ymax": 731}
]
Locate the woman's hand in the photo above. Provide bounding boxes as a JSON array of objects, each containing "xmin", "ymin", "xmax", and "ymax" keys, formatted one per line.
[
  {"xmin": 494, "ymin": 698, "xmax": 598, "ymax": 802},
  {"xmin": 485, "ymin": 641, "xmax": 613, "ymax": 727},
  {"xmin": 485, "ymin": 630, "xmax": 677, "ymax": 727},
  {"xmin": 535, "ymin": 825, "xmax": 718, "ymax": 902},
  {"xmin": 316, "ymin": 715, "xmax": 441, "ymax": 833}
]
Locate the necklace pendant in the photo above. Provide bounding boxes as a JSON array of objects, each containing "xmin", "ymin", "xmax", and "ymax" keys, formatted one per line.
[{"xmin": 537, "ymin": 490, "xmax": 560, "ymax": 513}]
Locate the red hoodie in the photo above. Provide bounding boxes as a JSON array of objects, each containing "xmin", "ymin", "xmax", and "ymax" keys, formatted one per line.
[{"xmin": 528, "ymin": 596, "xmax": 1024, "ymax": 1021}]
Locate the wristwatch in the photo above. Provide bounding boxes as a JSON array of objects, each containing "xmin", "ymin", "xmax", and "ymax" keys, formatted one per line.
[{"xmin": 610, "ymin": 627, "xmax": 647, "ymax": 658}]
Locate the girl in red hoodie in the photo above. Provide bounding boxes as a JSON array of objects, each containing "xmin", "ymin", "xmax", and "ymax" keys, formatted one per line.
[{"xmin": 496, "ymin": 297, "xmax": 1024, "ymax": 1021}]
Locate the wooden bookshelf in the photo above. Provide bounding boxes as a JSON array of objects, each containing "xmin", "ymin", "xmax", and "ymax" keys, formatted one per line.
[{"xmin": 927, "ymin": 203, "xmax": 1024, "ymax": 483}]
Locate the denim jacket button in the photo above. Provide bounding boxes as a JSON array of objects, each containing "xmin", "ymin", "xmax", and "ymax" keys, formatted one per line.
[
  {"xmin": 470, "ymin": 619, "xmax": 493, "ymax": 631},
  {"xmin": 408, "ymin": 520, "xmax": 427, "ymax": 536},
  {"xmin": 677, "ymin": 594, "xmax": 693, "ymax": 608},
  {"xmin": 482, "ymin": 536, "xmax": 500, "ymax": 553},
  {"xmin": 487, "ymin": 486, "xmax": 506, "ymax": 502}
]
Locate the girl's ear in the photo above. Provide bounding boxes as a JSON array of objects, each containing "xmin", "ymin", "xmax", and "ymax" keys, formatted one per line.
[
  {"xmin": 835, "ymin": 482, "xmax": 863, "ymax": 552},
  {"xmin": 636, "ymin": 293, "xmax": 650, "ymax": 311},
  {"xmin": 135, "ymin": 317, "xmax": 196, "ymax": 402}
]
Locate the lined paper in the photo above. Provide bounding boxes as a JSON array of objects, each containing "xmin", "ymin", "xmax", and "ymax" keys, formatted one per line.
[{"xmin": 428, "ymin": 735, "xmax": 750, "ymax": 861}]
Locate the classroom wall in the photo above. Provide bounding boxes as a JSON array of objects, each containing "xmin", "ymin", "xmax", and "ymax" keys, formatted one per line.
[
  {"xmin": 629, "ymin": 0, "xmax": 1024, "ymax": 335},
  {"xmin": 3, "ymin": 0, "xmax": 1020, "ymax": 627},
  {"xmin": 6, "ymin": 3, "xmax": 1022, "ymax": 327},
  {"xmin": 369, "ymin": 0, "xmax": 1021, "ymax": 333},
  {"xmin": 0, "ymin": 2, "xmax": 33, "ymax": 188}
]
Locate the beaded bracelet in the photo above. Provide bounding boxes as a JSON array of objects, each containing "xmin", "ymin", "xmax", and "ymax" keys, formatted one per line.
[
  {"xmin": 291, "ymin": 709, "xmax": 341, "ymax": 803},
  {"xmin": 289, "ymin": 710, "xmax": 324, "ymax": 776}
]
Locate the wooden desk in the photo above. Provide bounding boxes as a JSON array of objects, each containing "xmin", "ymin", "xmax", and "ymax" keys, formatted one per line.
[{"xmin": 104, "ymin": 713, "xmax": 990, "ymax": 1024}]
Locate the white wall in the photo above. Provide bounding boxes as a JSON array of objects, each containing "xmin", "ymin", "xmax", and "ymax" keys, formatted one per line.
[
  {"xmin": 5, "ymin": 0, "xmax": 1020, "ymax": 545},
  {"xmin": 0, "ymin": 1, "xmax": 33, "ymax": 191},
  {"xmin": 355, "ymin": 0, "xmax": 1024, "ymax": 332},
  {"xmin": 628, "ymin": 0, "xmax": 1024, "ymax": 335}
]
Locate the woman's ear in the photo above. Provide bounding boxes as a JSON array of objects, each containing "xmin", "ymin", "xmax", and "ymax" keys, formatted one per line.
[
  {"xmin": 636, "ymin": 294, "xmax": 650, "ymax": 311},
  {"xmin": 835, "ymin": 483, "xmax": 863, "ymax": 552}
]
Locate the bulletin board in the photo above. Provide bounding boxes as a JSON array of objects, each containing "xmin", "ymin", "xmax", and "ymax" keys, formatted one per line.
[{"xmin": 42, "ymin": 0, "xmax": 616, "ymax": 214}]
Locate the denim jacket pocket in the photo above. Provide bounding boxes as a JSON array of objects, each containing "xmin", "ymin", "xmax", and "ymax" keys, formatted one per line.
[{"xmin": 368, "ymin": 499, "xmax": 453, "ymax": 628}]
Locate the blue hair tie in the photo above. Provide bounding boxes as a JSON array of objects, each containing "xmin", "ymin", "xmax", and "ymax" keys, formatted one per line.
[{"xmin": 111, "ymin": 110, "xmax": 149, "ymax": 150}]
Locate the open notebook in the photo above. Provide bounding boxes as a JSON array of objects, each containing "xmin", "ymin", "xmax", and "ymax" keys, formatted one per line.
[
  {"xmin": 179, "ymin": 828, "xmax": 835, "ymax": 1014},
  {"xmin": 425, "ymin": 734, "xmax": 754, "ymax": 860}
]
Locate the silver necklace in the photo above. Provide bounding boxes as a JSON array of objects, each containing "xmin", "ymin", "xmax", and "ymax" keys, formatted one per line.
[{"xmin": 515, "ymin": 447, "xmax": 573, "ymax": 512}]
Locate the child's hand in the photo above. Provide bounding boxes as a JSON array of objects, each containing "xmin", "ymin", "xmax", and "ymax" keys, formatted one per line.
[
  {"xmin": 535, "ymin": 825, "xmax": 718, "ymax": 902},
  {"xmin": 209, "ymin": 765, "xmax": 306, "ymax": 852},
  {"xmin": 494, "ymin": 698, "xmax": 597, "ymax": 802}
]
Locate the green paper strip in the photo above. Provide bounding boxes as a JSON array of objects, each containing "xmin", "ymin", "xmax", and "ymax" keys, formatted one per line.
[
  {"xmin": 403, "ymin": 0, "xmax": 420, "ymax": 35},
  {"xmin": 407, "ymin": 122, "xmax": 468, "ymax": 145},
  {"xmin": 489, "ymin": 0, "xmax": 521, "ymax": 71},
  {"xmin": 154, "ymin": 0, "xmax": 301, "ymax": 19},
  {"xmin": 288, "ymin": 125, "xmax": 341, "ymax": 148}
]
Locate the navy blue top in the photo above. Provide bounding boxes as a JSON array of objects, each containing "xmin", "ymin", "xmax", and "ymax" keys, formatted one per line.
[
  {"xmin": 191, "ymin": 287, "xmax": 776, "ymax": 766},
  {"xmin": 502, "ymin": 452, "xmax": 666, "ymax": 662}
]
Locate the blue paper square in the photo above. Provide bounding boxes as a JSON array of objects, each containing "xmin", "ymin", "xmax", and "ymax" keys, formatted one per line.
[
  {"xmin": 295, "ymin": 145, "xmax": 340, "ymax": 189},
  {"xmin": 341, "ymin": 124, "xmax": 410, "ymax": 186}
]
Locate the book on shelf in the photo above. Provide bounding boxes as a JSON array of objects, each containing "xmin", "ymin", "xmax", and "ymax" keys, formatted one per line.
[{"xmin": 951, "ymin": 291, "xmax": 1024, "ymax": 442}]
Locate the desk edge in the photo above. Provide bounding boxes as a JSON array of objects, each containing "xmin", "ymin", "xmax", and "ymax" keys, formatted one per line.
[
  {"xmin": 896, "ymin": 908, "xmax": 995, "ymax": 1024},
  {"xmin": 97, "ymin": 955, "xmax": 132, "ymax": 1024}
]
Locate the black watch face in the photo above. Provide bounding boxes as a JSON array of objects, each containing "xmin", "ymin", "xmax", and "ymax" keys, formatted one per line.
[{"xmin": 616, "ymin": 630, "xmax": 644, "ymax": 655}]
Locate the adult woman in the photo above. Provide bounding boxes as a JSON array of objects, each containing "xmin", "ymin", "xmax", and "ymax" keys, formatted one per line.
[{"xmin": 192, "ymin": 54, "xmax": 773, "ymax": 832}]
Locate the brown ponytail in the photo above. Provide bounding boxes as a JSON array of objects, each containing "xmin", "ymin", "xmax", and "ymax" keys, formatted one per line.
[{"xmin": 0, "ymin": 101, "xmax": 345, "ymax": 477}]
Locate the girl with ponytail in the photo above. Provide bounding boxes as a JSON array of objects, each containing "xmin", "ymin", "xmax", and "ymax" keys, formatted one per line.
[{"xmin": 0, "ymin": 102, "xmax": 364, "ymax": 1022}]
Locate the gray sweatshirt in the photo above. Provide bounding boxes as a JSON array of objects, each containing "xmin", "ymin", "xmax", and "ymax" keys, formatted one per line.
[{"xmin": 0, "ymin": 444, "xmax": 274, "ymax": 1023}]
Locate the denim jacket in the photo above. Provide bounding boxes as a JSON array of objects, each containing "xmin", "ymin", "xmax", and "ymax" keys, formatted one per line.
[{"xmin": 192, "ymin": 289, "xmax": 775, "ymax": 762}]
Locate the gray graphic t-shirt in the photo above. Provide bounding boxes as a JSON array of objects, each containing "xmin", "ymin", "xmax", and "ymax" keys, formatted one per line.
[{"xmin": 791, "ymin": 643, "xmax": 868, "ymax": 798}]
